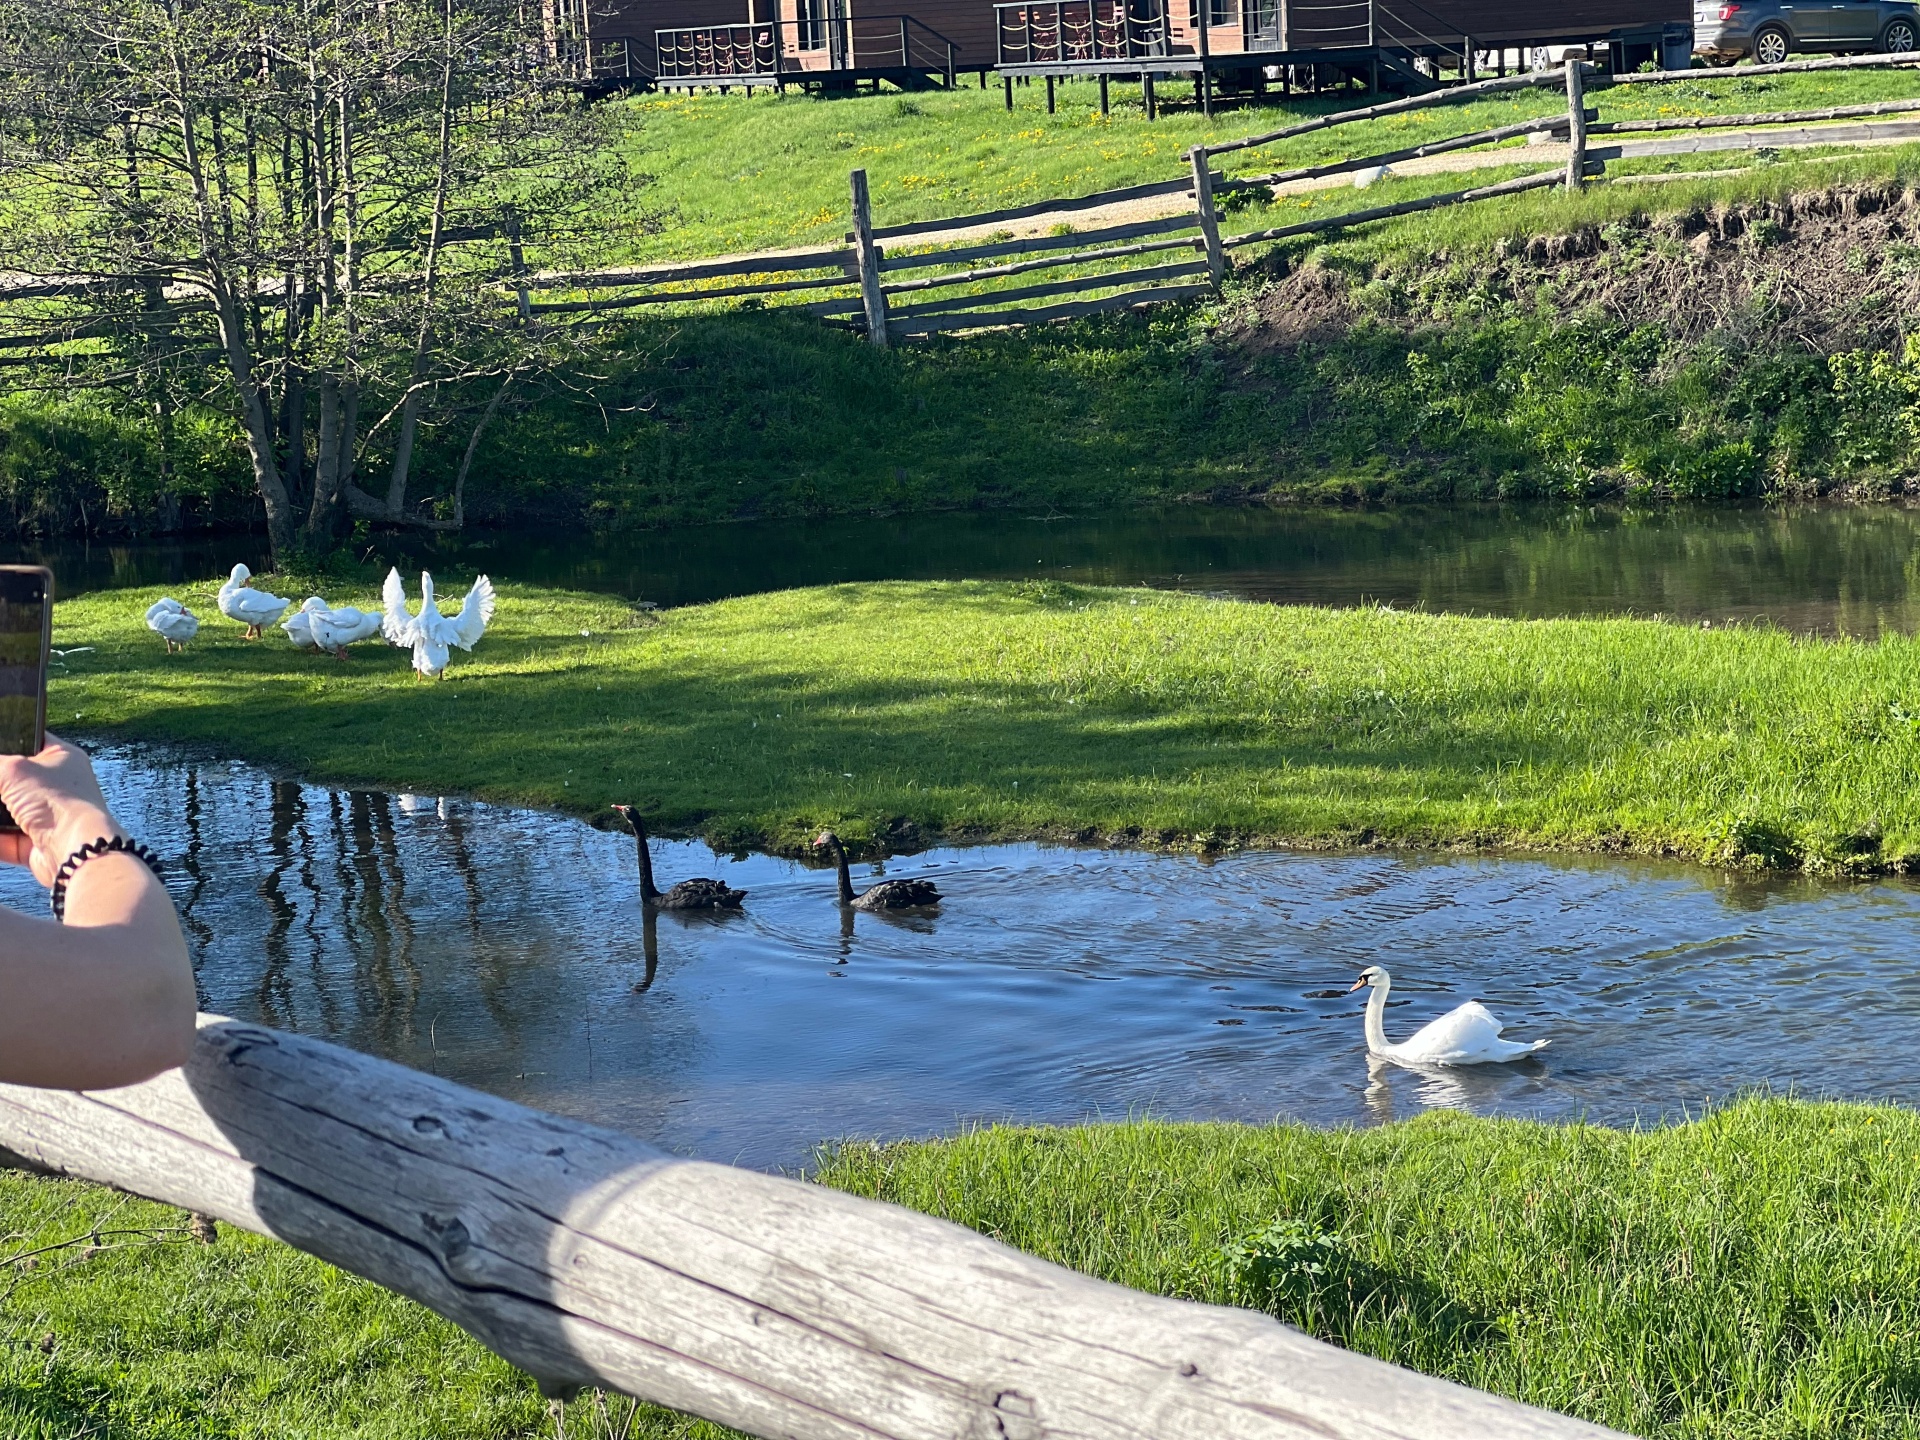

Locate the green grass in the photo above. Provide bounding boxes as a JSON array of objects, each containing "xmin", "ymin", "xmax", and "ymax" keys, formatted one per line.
[
  {"xmin": 19, "ymin": 1097, "xmax": 1920, "ymax": 1438},
  {"xmin": 50, "ymin": 576, "xmax": 1920, "ymax": 871},
  {"xmin": 25, "ymin": 65, "xmax": 1920, "ymax": 537},
  {"xmin": 819, "ymin": 1097, "xmax": 1920, "ymax": 1439},
  {"xmin": 0, "ymin": 1170, "xmax": 727, "ymax": 1439},
  {"xmin": 610, "ymin": 65, "xmax": 1920, "ymax": 262}
]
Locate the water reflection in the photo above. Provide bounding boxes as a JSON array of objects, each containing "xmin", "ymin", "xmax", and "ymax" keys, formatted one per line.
[
  {"xmin": 22, "ymin": 503, "xmax": 1920, "ymax": 636},
  {"xmin": 14, "ymin": 744, "xmax": 1920, "ymax": 1170}
]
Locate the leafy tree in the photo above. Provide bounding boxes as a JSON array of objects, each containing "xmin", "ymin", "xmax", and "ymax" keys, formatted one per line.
[{"xmin": 0, "ymin": 0, "xmax": 626, "ymax": 559}]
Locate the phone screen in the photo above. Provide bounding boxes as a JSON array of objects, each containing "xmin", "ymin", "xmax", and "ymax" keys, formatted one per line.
[{"xmin": 0, "ymin": 566, "xmax": 50, "ymax": 765}]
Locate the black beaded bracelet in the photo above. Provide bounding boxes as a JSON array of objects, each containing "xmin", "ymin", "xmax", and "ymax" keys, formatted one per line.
[{"xmin": 50, "ymin": 836, "xmax": 163, "ymax": 922}]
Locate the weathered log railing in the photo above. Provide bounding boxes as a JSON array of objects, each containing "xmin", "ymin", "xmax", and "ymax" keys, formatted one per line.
[{"xmin": 0, "ymin": 1014, "xmax": 1631, "ymax": 1440}]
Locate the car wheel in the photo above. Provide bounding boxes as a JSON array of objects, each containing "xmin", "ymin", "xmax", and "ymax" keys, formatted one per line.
[
  {"xmin": 1884, "ymin": 16, "xmax": 1918, "ymax": 50},
  {"xmin": 1752, "ymin": 25, "xmax": 1792, "ymax": 64}
]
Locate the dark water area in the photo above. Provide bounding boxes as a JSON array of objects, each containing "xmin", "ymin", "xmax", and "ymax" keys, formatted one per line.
[
  {"xmin": 18, "ymin": 503, "xmax": 1920, "ymax": 636},
  {"xmin": 29, "ymin": 744, "xmax": 1920, "ymax": 1171}
]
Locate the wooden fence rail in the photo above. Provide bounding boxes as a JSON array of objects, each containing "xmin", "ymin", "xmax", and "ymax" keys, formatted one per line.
[
  {"xmin": 0, "ymin": 1014, "xmax": 1634, "ymax": 1440},
  {"xmin": 17, "ymin": 53, "xmax": 1920, "ymax": 356}
]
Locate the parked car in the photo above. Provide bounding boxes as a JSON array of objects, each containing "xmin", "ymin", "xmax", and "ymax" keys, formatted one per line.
[{"xmin": 1694, "ymin": 0, "xmax": 1920, "ymax": 62}]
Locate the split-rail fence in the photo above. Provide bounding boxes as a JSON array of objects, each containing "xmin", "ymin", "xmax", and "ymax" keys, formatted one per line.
[
  {"xmin": 514, "ymin": 49, "xmax": 1920, "ymax": 346},
  {"xmin": 0, "ymin": 1013, "xmax": 1634, "ymax": 1440},
  {"xmin": 9, "ymin": 52, "xmax": 1920, "ymax": 357}
]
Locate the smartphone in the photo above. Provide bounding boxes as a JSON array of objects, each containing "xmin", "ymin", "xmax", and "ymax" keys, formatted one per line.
[{"xmin": 0, "ymin": 566, "xmax": 51, "ymax": 832}]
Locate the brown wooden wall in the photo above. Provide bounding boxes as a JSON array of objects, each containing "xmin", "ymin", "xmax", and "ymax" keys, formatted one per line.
[
  {"xmin": 590, "ymin": 0, "xmax": 754, "ymax": 52},
  {"xmin": 1293, "ymin": 0, "xmax": 1687, "ymax": 49},
  {"xmin": 769, "ymin": 0, "xmax": 997, "ymax": 66}
]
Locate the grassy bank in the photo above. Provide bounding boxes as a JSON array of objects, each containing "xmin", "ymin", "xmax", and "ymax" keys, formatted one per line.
[
  {"xmin": 14, "ymin": 1097, "xmax": 1920, "ymax": 1438},
  {"xmin": 50, "ymin": 576, "xmax": 1920, "ymax": 873},
  {"xmin": 22, "ymin": 61, "xmax": 1920, "ymax": 537},
  {"xmin": 614, "ymin": 66, "xmax": 1920, "ymax": 260}
]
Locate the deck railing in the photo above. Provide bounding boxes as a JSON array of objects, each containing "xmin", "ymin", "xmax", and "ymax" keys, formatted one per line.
[
  {"xmin": 655, "ymin": 15, "xmax": 957, "ymax": 83},
  {"xmin": 995, "ymin": 0, "xmax": 1172, "ymax": 66}
]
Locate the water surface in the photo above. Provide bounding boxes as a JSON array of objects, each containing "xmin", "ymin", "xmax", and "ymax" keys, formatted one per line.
[
  {"xmin": 21, "ymin": 504, "xmax": 1920, "ymax": 636},
  {"xmin": 18, "ymin": 745, "xmax": 1920, "ymax": 1170}
]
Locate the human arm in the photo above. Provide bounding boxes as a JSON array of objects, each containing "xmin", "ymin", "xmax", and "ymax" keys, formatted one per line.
[{"xmin": 0, "ymin": 736, "xmax": 195, "ymax": 1089}]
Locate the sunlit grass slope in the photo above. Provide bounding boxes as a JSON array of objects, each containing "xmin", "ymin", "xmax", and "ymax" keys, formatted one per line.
[
  {"xmin": 51, "ymin": 577, "xmax": 1920, "ymax": 871},
  {"xmin": 617, "ymin": 66, "xmax": 1920, "ymax": 260},
  {"xmin": 820, "ymin": 1098, "xmax": 1920, "ymax": 1440},
  {"xmin": 15, "ymin": 1098, "xmax": 1920, "ymax": 1438}
]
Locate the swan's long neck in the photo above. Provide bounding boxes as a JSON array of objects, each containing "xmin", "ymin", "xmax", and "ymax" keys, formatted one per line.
[
  {"xmin": 631, "ymin": 819, "xmax": 660, "ymax": 901},
  {"xmin": 1364, "ymin": 975, "xmax": 1391, "ymax": 1055},
  {"xmin": 829, "ymin": 841, "xmax": 854, "ymax": 904}
]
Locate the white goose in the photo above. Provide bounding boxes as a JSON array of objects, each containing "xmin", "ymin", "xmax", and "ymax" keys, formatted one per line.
[
  {"xmin": 1349, "ymin": 966, "xmax": 1549, "ymax": 1067},
  {"xmin": 381, "ymin": 567, "xmax": 494, "ymax": 679},
  {"xmin": 283, "ymin": 597, "xmax": 327, "ymax": 653},
  {"xmin": 144, "ymin": 597, "xmax": 199, "ymax": 653},
  {"xmin": 217, "ymin": 563, "xmax": 291, "ymax": 639},
  {"xmin": 285, "ymin": 596, "xmax": 384, "ymax": 658},
  {"xmin": 312, "ymin": 599, "xmax": 385, "ymax": 658}
]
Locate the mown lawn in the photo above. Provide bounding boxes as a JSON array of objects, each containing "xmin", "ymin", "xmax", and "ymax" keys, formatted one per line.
[
  {"xmin": 47, "ymin": 576, "xmax": 1920, "ymax": 872},
  {"xmin": 12, "ymin": 1097, "xmax": 1920, "ymax": 1438}
]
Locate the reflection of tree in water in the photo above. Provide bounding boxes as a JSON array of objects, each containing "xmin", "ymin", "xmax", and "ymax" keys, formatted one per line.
[
  {"xmin": 442, "ymin": 802, "xmax": 523, "ymax": 1042},
  {"xmin": 175, "ymin": 764, "xmax": 215, "ymax": 1008},
  {"xmin": 342, "ymin": 790, "xmax": 422, "ymax": 1053},
  {"xmin": 253, "ymin": 778, "xmax": 304, "ymax": 1028}
]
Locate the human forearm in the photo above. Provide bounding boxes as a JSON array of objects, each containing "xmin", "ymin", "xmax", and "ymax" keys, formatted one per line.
[
  {"xmin": 0, "ymin": 741, "xmax": 196, "ymax": 1089},
  {"xmin": 0, "ymin": 852, "xmax": 196, "ymax": 1088}
]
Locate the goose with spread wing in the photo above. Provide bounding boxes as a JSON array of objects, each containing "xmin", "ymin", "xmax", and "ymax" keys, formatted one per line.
[
  {"xmin": 381, "ymin": 567, "xmax": 494, "ymax": 679},
  {"xmin": 217, "ymin": 564, "xmax": 291, "ymax": 639},
  {"xmin": 1349, "ymin": 966, "xmax": 1548, "ymax": 1067},
  {"xmin": 144, "ymin": 597, "xmax": 199, "ymax": 653}
]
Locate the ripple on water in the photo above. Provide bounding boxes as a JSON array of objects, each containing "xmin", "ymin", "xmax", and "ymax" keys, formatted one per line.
[{"xmin": 15, "ymin": 743, "xmax": 1920, "ymax": 1170}]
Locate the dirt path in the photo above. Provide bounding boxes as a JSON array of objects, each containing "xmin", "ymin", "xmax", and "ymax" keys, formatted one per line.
[{"xmin": 889, "ymin": 129, "xmax": 1920, "ymax": 248}]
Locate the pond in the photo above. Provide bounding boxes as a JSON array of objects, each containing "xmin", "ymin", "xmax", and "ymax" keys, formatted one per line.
[
  {"xmin": 18, "ymin": 502, "xmax": 1920, "ymax": 635},
  {"xmin": 20, "ymin": 745, "xmax": 1920, "ymax": 1171}
]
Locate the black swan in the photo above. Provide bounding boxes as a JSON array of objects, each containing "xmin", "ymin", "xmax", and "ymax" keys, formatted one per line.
[
  {"xmin": 813, "ymin": 830, "xmax": 941, "ymax": 910},
  {"xmin": 612, "ymin": 805, "xmax": 746, "ymax": 911}
]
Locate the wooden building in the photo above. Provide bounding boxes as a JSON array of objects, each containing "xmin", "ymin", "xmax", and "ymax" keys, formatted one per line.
[
  {"xmin": 632, "ymin": 0, "xmax": 1690, "ymax": 93},
  {"xmin": 630, "ymin": 0, "xmax": 977, "ymax": 87},
  {"xmin": 584, "ymin": 0, "xmax": 769, "ymax": 80},
  {"xmin": 995, "ymin": 0, "xmax": 1691, "ymax": 86}
]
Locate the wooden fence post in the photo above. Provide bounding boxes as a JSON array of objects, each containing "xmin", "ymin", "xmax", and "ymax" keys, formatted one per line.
[
  {"xmin": 849, "ymin": 168, "xmax": 890, "ymax": 347},
  {"xmin": 505, "ymin": 213, "xmax": 533, "ymax": 325},
  {"xmin": 1189, "ymin": 146, "xmax": 1226, "ymax": 285},
  {"xmin": 1564, "ymin": 61, "xmax": 1588, "ymax": 190}
]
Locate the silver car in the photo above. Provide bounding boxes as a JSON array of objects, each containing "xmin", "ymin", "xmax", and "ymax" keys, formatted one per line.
[{"xmin": 1695, "ymin": 0, "xmax": 1920, "ymax": 61}]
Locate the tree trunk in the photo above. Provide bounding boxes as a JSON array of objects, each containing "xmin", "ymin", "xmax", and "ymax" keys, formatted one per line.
[
  {"xmin": 302, "ymin": 379, "xmax": 358, "ymax": 548},
  {"xmin": 450, "ymin": 374, "xmax": 514, "ymax": 530},
  {"xmin": 385, "ymin": 6, "xmax": 459, "ymax": 523},
  {"xmin": 385, "ymin": 387, "xmax": 425, "ymax": 517}
]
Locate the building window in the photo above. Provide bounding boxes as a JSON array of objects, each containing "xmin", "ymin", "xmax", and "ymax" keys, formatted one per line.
[
  {"xmin": 1188, "ymin": 0, "xmax": 1233, "ymax": 28},
  {"xmin": 795, "ymin": 0, "xmax": 826, "ymax": 50}
]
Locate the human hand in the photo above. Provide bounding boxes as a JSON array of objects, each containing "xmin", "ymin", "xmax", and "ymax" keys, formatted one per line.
[{"xmin": 0, "ymin": 735, "xmax": 125, "ymax": 888}]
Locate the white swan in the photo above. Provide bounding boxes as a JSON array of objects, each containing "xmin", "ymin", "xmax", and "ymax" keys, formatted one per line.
[
  {"xmin": 285, "ymin": 596, "xmax": 383, "ymax": 658},
  {"xmin": 144, "ymin": 597, "xmax": 199, "ymax": 653},
  {"xmin": 1349, "ymin": 965, "xmax": 1549, "ymax": 1067},
  {"xmin": 381, "ymin": 567, "xmax": 494, "ymax": 679},
  {"xmin": 217, "ymin": 563, "xmax": 291, "ymax": 639}
]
